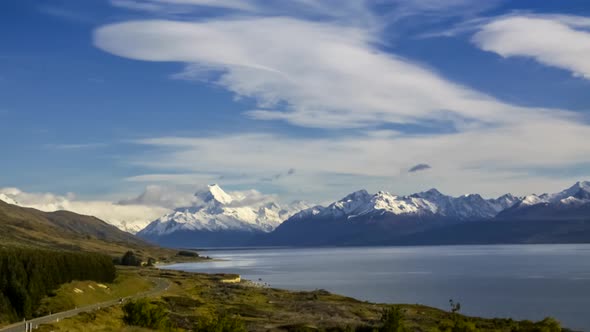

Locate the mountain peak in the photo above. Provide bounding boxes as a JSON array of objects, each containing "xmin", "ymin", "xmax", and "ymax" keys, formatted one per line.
[
  {"xmin": 497, "ymin": 193, "xmax": 517, "ymax": 199},
  {"xmin": 569, "ymin": 181, "xmax": 590, "ymax": 200},
  {"xmin": 411, "ymin": 188, "xmax": 446, "ymax": 201},
  {"xmin": 552, "ymin": 181, "xmax": 590, "ymax": 202},
  {"xmin": 573, "ymin": 181, "xmax": 590, "ymax": 191},
  {"xmin": 341, "ymin": 189, "xmax": 371, "ymax": 202},
  {"xmin": 194, "ymin": 184, "xmax": 233, "ymax": 205},
  {"xmin": 423, "ymin": 188, "xmax": 444, "ymax": 197}
]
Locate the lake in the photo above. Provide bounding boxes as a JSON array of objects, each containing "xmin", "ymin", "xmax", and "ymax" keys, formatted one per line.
[{"xmin": 163, "ymin": 244, "xmax": 590, "ymax": 331}]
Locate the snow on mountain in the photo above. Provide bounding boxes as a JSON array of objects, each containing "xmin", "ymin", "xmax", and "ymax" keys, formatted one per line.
[
  {"xmin": 195, "ymin": 184, "xmax": 234, "ymax": 205},
  {"xmin": 488, "ymin": 194, "xmax": 521, "ymax": 212},
  {"xmin": 138, "ymin": 184, "xmax": 311, "ymax": 236},
  {"xmin": 519, "ymin": 194, "xmax": 547, "ymax": 207},
  {"xmin": 553, "ymin": 181, "xmax": 590, "ymax": 203},
  {"xmin": 412, "ymin": 189, "xmax": 500, "ymax": 219},
  {"xmin": 291, "ymin": 187, "xmax": 524, "ymax": 223},
  {"xmin": 515, "ymin": 181, "xmax": 590, "ymax": 208}
]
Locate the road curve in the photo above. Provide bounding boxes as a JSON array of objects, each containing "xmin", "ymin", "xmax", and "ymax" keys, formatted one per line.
[{"xmin": 0, "ymin": 277, "xmax": 169, "ymax": 332}]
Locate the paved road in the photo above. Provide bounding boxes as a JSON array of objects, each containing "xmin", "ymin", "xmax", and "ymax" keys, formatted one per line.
[{"xmin": 0, "ymin": 277, "xmax": 169, "ymax": 332}]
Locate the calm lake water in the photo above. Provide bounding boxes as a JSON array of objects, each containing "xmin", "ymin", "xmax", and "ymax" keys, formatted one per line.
[{"xmin": 163, "ymin": 245, "xmax": 590, "ymax": 331}]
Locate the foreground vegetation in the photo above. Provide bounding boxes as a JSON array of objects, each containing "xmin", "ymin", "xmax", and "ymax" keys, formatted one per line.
[
  {"xmin": 34, "ymin": 267, "xmax": 153, "ymax": 317},
  {"xmin": 34, "ymin": 267, "xmax": 568, "ymax": 332},
  {"xmin": 0, "ymin": 247, "xmax": 116, "ymax": 325}
]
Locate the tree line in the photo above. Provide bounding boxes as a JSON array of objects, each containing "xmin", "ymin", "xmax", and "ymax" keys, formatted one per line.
[{"xmin": 0, "ymin": 247, "xmax": 116, "ymax": 324}]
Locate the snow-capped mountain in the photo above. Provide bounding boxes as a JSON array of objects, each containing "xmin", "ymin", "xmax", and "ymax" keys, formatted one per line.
[
  {"xmin": 265, "ymin": 181, "xmax": 590, "ymax": 246},
  {"xmin": 497, "ymin": 181, "xmax": 590, "ymax": 221},
  {"xmin": 287, "ymin": 182, "xmax": 590, "ymax": 226},
  {"xmin": 488, "ymin": 193, "xmax": 521, "ymax": 211},
  {"xmin": 514, "ymin": 181, "xmax": 590, "ymax": 208},
  {"xmin": 291, "ymin": 187, "xmax": 520, "ymax": 223},
  {"xmin": 412, "ymin": 189, "xmax": 520, "ymax": 219},
  {"xmin": 137, "ymin": 184, "xmax": 311, "ymax": 247},
  {"xmin": 293, "ymin": 181, "xmax": 590, "ymax": 226},
  {"xmin": 265, "ymin": 188, "xmax": 521, "ymax": 246}
]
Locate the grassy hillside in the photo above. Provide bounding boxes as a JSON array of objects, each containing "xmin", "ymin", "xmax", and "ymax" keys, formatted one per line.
[
  {"xmin": 35, "ymin": 267, "xmax": 567, "ymax": 332},
  {"xmin": 0, "ymin": 200, "xmax": 176, "ymax": 259},
  {"xmin": 35, "ymin": 267, "xmax": 153, "ymax": 317}
]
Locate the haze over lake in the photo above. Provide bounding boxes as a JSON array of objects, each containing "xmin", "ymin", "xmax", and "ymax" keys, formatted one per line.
[{"xmin": 164, "ymin": 244, "xmax": 590, "ymax": 331}]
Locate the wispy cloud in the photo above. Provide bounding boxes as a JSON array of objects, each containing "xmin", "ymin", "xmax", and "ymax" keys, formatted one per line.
[
  {"xmin": 110, "ymin": 0, "xmax": 164, "ymax": 12},
  {"xmin": 37, "ymin": 5, "xmax": 93, "ymax": 23},
  {"xmin": 382, "ymin": 0, "xmax": 503, "ymax": 23},
  {"xmin": 110, "ymin": 0, "xmax": 259, "ymax": 14},
  {"xmin": 125, "ymin": 172, "xmax": 220, "ymax": 184},
  {"xmin": 128, "ymin": 121, "xmax": 590, "ymax": 198},
  {"xmin": 46, "ymin": 143, "xmax": 108, "ymax": 150},
  {"xmin": 260, "ymin": 168, "xmax": 297, "ymax": 182},
  {"xmin": 94, "ymin": 16, "xmax": 554, "ymax": 130}
]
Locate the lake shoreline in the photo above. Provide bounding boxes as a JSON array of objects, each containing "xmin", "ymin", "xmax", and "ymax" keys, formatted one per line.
[{"xmin": 161, "ymin": 244, "xmax": 590, "ymax": 331}]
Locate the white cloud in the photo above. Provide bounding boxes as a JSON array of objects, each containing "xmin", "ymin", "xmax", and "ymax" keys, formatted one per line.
[
  {"xmin": 117, "ymin": 184, "xmax": 282, "ymax": 209},
  {"xmin": 473, "ymin": 15, "xmax": 590, "ymax": 79},
  {"xmin": 117, "ymin": 184, "xmax": 200, "ymax": 208},
  {"xmin": 0, "ymin": 187, "xmax": 169, "ymax": 234},
  {"xmin": 94, "ymin": 17, "xmax": 540, "ymax": 129},
  {"xmin": 93, "ymin": 3, "xmax": 590, "ymax": 201}
]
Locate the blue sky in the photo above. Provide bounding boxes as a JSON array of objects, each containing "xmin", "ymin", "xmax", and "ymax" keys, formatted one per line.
[{"xmin": 1, "ymin": 0, "xmax": 590, "ymax": 206}]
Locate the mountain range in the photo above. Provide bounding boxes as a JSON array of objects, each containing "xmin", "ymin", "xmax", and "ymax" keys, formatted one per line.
[
  {"xmin": 262, "ymin": 181, "xmax": 590, "ymax": 246},
  {"xmin": 2, "ymin": 182, "xmax": 590, "ymax": 247}
]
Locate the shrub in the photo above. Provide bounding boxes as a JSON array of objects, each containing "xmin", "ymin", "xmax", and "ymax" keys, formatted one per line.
[
  {"xmin": 120, "ymin": 251, "xmax": 142, "ymax": 266},
  {"xmin": 438, "ymin": 315, "xmax": 480, "ymax": 332},
  {"xmin": 177, "ymin": 250, "xmax": 199, "ymax": 257},
  {"xmin": 380, "ymin": 306, "xmax": 408, "ymax": 332},
  {"xmin": 147, "ymin": 257, "xmax": 157, "ymax": 267},
  {"xmin": 513, "ymin": 317, "xmax": 562, "ymax": 332},
  {"xmin": 194, "ymin": 313, "xmax": 247, "ymax": 332},
  {"xmin": 122, "ymin": 299, "xmax": 175, "ymax": 331}
]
